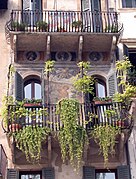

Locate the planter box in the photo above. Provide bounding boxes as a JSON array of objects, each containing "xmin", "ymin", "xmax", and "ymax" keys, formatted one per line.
[
  {"xmin": 94, "ymin": 100, "xmax": 112, "ymax": 105},
  {"xmin": 23, "ymin": 103, "xmax": 42, "ymax": 107}
]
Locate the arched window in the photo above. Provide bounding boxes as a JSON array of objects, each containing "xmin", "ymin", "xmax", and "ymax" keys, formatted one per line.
[
  {"xmin": 24, "ymin": 76, "xmax": 41, "ymax": 99},
  {"xmin": 86, "ymin": 75, "xmax": 107, "ymax": 102}
]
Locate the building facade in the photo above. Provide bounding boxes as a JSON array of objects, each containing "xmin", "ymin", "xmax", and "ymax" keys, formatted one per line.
[{"xmin": 0, "ymin": 0, "xmax": 136, "ymax": 179}]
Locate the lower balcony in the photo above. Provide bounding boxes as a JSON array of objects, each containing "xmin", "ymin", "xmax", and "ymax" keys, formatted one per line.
[
  {"xmin": 4, "ymin": 102, "xmax": 132, "ymax": 133},
  {"xmin": 2, "ymin": 102, "xmax": 133, "ymax": 165}
]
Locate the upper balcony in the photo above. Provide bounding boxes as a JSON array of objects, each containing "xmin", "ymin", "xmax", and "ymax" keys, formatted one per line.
[
  {"xmin": 5, "ymin": 10, "xmax": 123, "ymax": 53},
  {"xmin": 8, "ymin": 10, "xmax": 123, "ymax": 33}
]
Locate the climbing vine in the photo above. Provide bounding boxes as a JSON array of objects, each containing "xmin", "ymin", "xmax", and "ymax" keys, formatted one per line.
[
  {"xmin": 56, "ymin": 98, "xmax": 88, "ymax": 170},
  {"xmin": 73, "ymin": 61, "xmax": 94, "ymax": 94}
]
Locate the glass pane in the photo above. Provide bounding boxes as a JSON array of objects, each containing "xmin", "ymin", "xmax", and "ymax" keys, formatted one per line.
[
  {"xmin": 96, "ymin": 173, "xmax": 115, "ymax": 179},
  {"xmin": 122, "ymin": 0, "xmax": 132, "ymax": 7},
  {"xmin": 97, "ymin": 83, "xmax": 105, "ymax": 97},
  {"xmin": 35, "ymin": 83, "xmax": 41, "ymax": 99},
  {"xmin": 24, "ymin": 84, "xmax": 31, "ymax": 99},
  {"xmin": 21, "ymin": 174, "xmax": 40, "ymax": 179}
]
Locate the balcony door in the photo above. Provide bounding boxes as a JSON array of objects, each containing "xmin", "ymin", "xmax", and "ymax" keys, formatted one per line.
[
  {"xmin": 22, "ymin": 0, "xmax": 42, "ymax": 26},
  {"xmin": 82, "ymin": 0, "xmax": 102, "ymax": 32},
  {"xmin": 91, "ymin": 0, "xmax": 102, "ymax": 32}
]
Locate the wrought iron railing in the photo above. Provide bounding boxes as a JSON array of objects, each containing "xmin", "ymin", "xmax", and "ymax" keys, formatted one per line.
[
  {"xmin": 6, "ymin": 10, "xmax": 123, "ymax": 33},
  {"xmin": 0, "ymin": 145, "xmax": 7, "ymax": 179},
  {"xmin": 4, "ymin": 102, "xmax": 132, "ymax": 133}
]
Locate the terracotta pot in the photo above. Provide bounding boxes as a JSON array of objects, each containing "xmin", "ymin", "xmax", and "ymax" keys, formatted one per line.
[{"xmin": 9, "ymin": 123, "xmax": 22, "ymax": 132}]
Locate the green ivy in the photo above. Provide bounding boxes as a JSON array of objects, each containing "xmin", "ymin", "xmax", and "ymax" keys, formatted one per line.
[
  {"xmin": 92, "ymin": 124, "xmax": 120, "ymax": 168},
  {"xmin": 73, "ymin": 61, "xmax": 94, "ymax": 94},
  {"xmin": 56, "ymin": 98, "xmax": 88, "ymax": 170},
  {"xmin": 14, "ymin": 125, "xmax": 50, "ymax": 163}
]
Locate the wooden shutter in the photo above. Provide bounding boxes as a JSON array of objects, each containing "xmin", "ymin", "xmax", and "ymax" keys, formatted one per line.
[
  {"xmin": 15, "ymin": 71, "xmax": 23, "ymax": 101},
  {"xmin": 42, "ymin": 167, "xmax": 55, "ymax": 179},
  {"xmin": 123, "ymin": 44, "xmax": 129, "ymax": 56},
  {"xmin": 117, "ymin": 165, "xmax": 130, "ymax": 179},
  {"xmin": 82, "ymin": 0, "xmax": 90, "ymax": 10},
  {"xmin": 83, "ymin": 166, "xmax": 95, "ymax": 179},
  {"xmin": 7, "ymin": 169, "xmax": 19, "ymax": 179},
  {"xmin": 41, "ymin": 70, "xmax": 45, "ymax": 104},
  {"xmin": 108, "ymin": 73, "xmax": 116, "ymax": 96}
]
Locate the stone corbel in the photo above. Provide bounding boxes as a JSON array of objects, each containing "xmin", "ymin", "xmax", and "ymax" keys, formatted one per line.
[
  {"xmin": 118, "ymin": 132, "xmax": 125, "ymax": 163},
  {"xmin": 78, "ymin": 35, "xmax": 83, "ymax": 61},
  {"xmin": 13, "ymin": 35, "xmax": 17, "ymax": 62},
  {"xmin": 48, "ymin": 135, "xmax": 52, "ymax": 166},
  {"xmin": 46, "ymin": 35, "xmax": 51, "ymax": 60}
]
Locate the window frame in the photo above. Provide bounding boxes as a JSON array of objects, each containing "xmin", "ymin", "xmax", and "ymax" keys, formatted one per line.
[
  {"xmin": 24, "ymin": 76, "xmax": 41, "ymax": 99},
  {"xmin": 122, "ymin": 0, "xmax": 136, "ymax": 8},
  {"xmin": 19, "ymin": 171, "xmax": 42, "ymax": 179},
  {"xmin": 95, "ymin": 169, "xmax": 118, "ymax": 179}
]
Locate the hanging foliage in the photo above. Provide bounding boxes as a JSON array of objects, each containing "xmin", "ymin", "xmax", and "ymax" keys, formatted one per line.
[
  {"xmin": 92, "ymin": 124, "xmax": 120, "ymax": 168},
  {"xmin": 13, "ymin": 125, "xmax": 50, "ymax": 163},
  {"xmin": 56, "ymin": 98, "xmax": 88, "ymax": 170}
]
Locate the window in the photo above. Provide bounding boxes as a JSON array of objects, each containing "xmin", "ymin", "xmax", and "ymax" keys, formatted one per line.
[
  {"xmin": 24, "ymin": 77, "xmax": 41, "ymax": 99},
  {"xmin": 86, "ymin": 76, "xmax": 107, "ymax": 102},
  {"xmin": 96, "ymin": 169, "xmax": 117, "ymax": 179},
  {"xmin": 19, "ymin": 171, "xmax": 42, "ymax": 179},
  {"xmin": 122, "ymin": 0, "xmax": 136, "ymax": 8},
  {"xmin": 0, "ymin": 0, "xmax": 8, "ymax": 9}
]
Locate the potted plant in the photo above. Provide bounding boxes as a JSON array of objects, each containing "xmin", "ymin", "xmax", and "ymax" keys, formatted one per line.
[
  {"xmin": 11, "ymin": 21, "xmax": 26, "ymax": 31},
  {"xmin": 36, "ymin": 21, "xmax": 48, "ymax": 32},
  {"xmin": 72, "ymin": 20, "xmax": 82, "ymax": 31}
]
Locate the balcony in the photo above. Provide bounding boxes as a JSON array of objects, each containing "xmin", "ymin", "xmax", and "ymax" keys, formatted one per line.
[
  {"xmin": 4, "ymin": 102, "xmax": 132, "ymax": 133},
  {"xmin": 5, "ymin": 10, "xmax": 123, "ymax": 53},
  {"xmin": 7, "ymin": 10, "xmax": 123, "ymax": 33}
]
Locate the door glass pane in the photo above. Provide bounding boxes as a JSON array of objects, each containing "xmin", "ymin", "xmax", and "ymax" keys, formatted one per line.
[
  {"xmin": 24, "ymin": 84, "xmax": 31, "ymax": 99},
  {"xmin": 21, "ymin": 174, "xmax": 40, "ymax": 179},
  {"xmin": 35, "ymin": 83, "xmax": 41, "ymax": 99},
  {"xmin": 91, "ymin": 0, "xmax": 100, "ymax": 11},
  {"xmin": 96, "ymin": 173, "xmax": 115, "ymax": 179},
  {"xmin": 97, "ymin": 83, "xmax": 105, "ymax": 97},
  {"xmin": 122, "ymin": 0, "xmax": 133, "ymax": 7}
]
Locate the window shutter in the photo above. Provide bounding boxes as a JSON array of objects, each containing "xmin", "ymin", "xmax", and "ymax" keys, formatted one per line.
[
  {"xmin": 42, "ymin": 167, "xmax": 55, "ymax": 179},
  {"xmin": 82, "ymin": 0, "xmax": 90, "ymax": 10},
  {"xmin": 123, "ymin": 44, "xmax": 129, "ymax": 56},
  {"xmin": 83, "ymin": 166, "xmax": 95, "ymax": 179},
  {"xmin": 108, "ymin": 73, "xmax": 116, "ymax": 96},
  {"xmin": 117, "ymin": 165, "xmax": 130, "ymax": 179},
  {"xmin": 7, "ymin": 169, "xmax": 19, "ymax": 179},
  {"xmin": 0, "ymin": 0, "xmax": 8, "ymax": 9},
  {"xmin": 41, "ymin": 70, "xmax": 45, "ymax": 104},
  {"xmin": 15, "ymin": 71, "xmax": 23, "ymax": 101}
]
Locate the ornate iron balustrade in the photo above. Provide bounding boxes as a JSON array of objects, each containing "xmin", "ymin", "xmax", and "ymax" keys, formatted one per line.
[
  {"xmin": 7, "ymin": 10, "xmax": 123, "ymax": 33},
  {"xmin": 4, "ymin": 102, "xmax": 132, "ymax": 133},
  {"xmin": 0, "ymin": 145, "xmax": 7, "ymax": 179}
]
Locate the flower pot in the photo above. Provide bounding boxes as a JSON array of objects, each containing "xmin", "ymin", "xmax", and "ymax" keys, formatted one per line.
[{"xmin": 9, "ymin": 123, "xmax": 22, "ymax": 132}]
